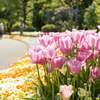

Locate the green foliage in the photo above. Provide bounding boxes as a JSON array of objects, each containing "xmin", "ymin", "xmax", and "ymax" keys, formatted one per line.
[
  {"xmin": 12, "ymin": 25, "xmax": 19, "ymax": 31},
  {"xmin": 41, "ymin": 24, "xmax": 57, "ymax": 32},
  {"xmin": 51, "ymin": 6, "xmax": 70, "ymax": 31},
  {"xmin": 83, "ymin": 3, "xmax": 98, "ymax": 29},
  {"xmin": 24, "ymin": 28, "xmax": 36, "ymax": 32},
  {"xmin": 33, "ymin": 1, "xmax": 59, "ymax": 31},
  {"xmin": 39, "ymin": 3, "xmax": 54, "ymax": 24},
  {"xmin": 32, "ymin": 1, "xmax": 45, "ymax": 31},
  {"xmin": 94, "ymin": 0, "xmax": 100, "ymax": 24},
  {"xmin": 0, "ymin": 0, "xmax": 34, "ymax": 32},
  {"xmin": 0, "ymin": 0, "xmax": 95, "ymax": 31}
]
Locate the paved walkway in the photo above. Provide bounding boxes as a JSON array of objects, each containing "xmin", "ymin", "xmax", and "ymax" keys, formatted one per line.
[{"xmin": 0, "ymin": 38, "xmax": 28, "ymax": 70}]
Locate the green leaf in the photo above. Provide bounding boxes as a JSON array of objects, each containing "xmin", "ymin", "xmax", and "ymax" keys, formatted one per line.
[
  {"xmin": 22, "ymin": 98, "xmax": 35, "ymax": 100},
  {"xmin": 28, "ymin": 87, "xmax": 35, "ymax": 91}
]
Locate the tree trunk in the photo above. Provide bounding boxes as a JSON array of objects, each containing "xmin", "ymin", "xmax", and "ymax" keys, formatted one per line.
[
  {"xmin": 7, "ymin": 23, "xmax": 12, "ymax": 32},
  {"xmin": 23, "ymin": 0, "xmax": 27, "ymax": 24},
  {"xmin": 68, "ymin": 0, "xmax": 73, "ymax": 31},
  {"xmin": 75, "ymin": 0, "xmax": 79, "ymax": 28},
  {"xmin": 23, "ymin": 8, "xmax": 26, "ymax": 24}
]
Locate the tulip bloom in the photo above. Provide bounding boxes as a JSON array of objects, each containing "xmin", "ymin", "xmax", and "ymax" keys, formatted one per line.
[
  {"xmin": 58, "ymin": 36, "xmax": 73, "ymax": 56},
  {"xmin": 60, "ymin": 85, "xmax": 74, "ymax": 100},
  {"xmin": 48, "ymin": 67, "xmax": 51, "ymax": 73},
  {"xmin": 88, "ymin": 50, "xmax": 99, "ymax": 60},
  {"xmin": 27, "ymin": 46, "xmax": 47, "ymax": 65},
  {"xmin": 96, "ymin": 37, "xmax": 100, "ymax": 51},
  {"xmin": 48, "ymin": 56, "xmax": 66, "ymax": 70},
  {"xmin": 53, "ymin": 33, "xmax": 60, "ymax": 43},
  {"xmin": 66, "ymin": 58, "xmax": 85, "ymax": 75},
  {"xmin": 60, "ymin": 47, "xmax": 72, "ymax": 56},
  {"xmin": 38, "ymin": 35, "xmax": 53, "ymax": 47},
  {"xmin": 97, "ymin": 25, "xmax": 100, "ymax": 29},
  {"xmin": 79, "ymin": 38, "xmax": 90, "ymax": 52},
  {"xmin": 89, "ymin": 66, "xmax": 99, "ymax": 79},
  {"xmin": 60, "ymin": 36, "xmax": 73, "ymax": 50},
  {"xmin": 85, "ymin": 30, "xmax": 97, "ymax": 36},
  {"xmin": 43, "ymin": 43, "xmax": 60, "ymax": 59},
  {"xmin": 71, "ymin": 29, "xmax": 84, "ymax": 44},
  {"xmin": 85, "ymin": 34, "xmax": 98, "ymax": 49},
  {"xmin": 77, "ymin": 51, "xmax": 91, "ymax": 62}
]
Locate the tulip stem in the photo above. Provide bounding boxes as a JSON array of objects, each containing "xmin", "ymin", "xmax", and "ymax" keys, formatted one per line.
[
  {"xmin": 82, "ymin": 67, "xmax": 84, "ymax": 82},
  {"xmin": 93, "ymin": 83, "xmax": 95, "ymax": 97},
  {"xmin": 67, "ymin": 49, "xmax": 70, "ymax": 78},
  {"xmin": 81, "ymin": 97, "xmax": 83, "ymax": 100},
  {"xmin": 89, "ymin": 70, "xmax": 93, "ymax": 98},
  {"xmin": 98, "ymin": 51, "xmax": 100, "ymax": 67},
  {"xmin": 36, "ymin": 64, "xmax": 42, "ymax": 91},
  {"xmin": 92, "ymin": 48, "xmax": 94, "ymax": 69},
  {"xmin": 84, "ymin": 83, "xmax": 88, "ymax": 100},
  {"xmin": 36, "ymin": 64, "xmax": 40, "ymax": 80},
  {"xmin": 76, "ymin": 44, "xmax": 78, "ymax": 60},
  {"xmin": 72, "ymin": 76, "xmax": 75, "ymax": 100},
  {"xmin": 51, "ymin": 68, "xmax": 54, "ymax": 100},
  {"xmin": 77, "ymin": 74, "xmax": 79, "ymax": 88},
  {"xmin": 35, "ymin": 87, "xmax": 37, "ymax": 100},
  {"xmin": 43, "ymin": 65, "xmax": 46, "ymax": 76},
  {"xmin": 72, "ymin": 47, "xmax": 74, "ymax": 57},
  {"xmin": 57, "ymin": 71, "xmax": 60, "ymax": 90}
]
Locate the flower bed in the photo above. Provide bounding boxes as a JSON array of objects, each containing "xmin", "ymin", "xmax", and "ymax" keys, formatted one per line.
[
  {"xmin": 0, "ymin": 35, "xmax": 45, "ymax": 100},
  {"xmin": 26, "ymin": 29, "xmax": 100, "ymax": 100},
  {"xmin": 2, "ymin": 27, "xmax": 100, "ymax": 100}
]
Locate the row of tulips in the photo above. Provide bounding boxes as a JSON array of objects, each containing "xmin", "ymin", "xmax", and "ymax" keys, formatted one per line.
[{"xmin": 26, "ymin": 27, "xmax": 100, "ymax": 100}]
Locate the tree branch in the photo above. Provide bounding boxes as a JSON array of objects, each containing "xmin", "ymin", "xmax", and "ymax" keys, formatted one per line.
[{"xmin": 26, "ymin": 8, "xmax": 34, "ymax": 15}]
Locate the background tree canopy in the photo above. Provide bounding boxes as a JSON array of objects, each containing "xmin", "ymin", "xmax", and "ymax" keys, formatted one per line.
[{"xmin": 1, "ymin": 0, "xmax": 100, "ymax": 32}]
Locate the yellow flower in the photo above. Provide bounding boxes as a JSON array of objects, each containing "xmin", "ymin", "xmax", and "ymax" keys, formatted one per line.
[
  {"xmin": 78, "ymin": 88, "xmax": 87, "ymax": 97},
  {"xmin": 17, "ymin": 91, "xmax": 25, "ymax": 99}
]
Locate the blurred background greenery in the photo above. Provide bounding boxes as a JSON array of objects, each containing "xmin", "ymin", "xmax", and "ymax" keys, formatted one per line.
[{"xmin": 0, "ymin": 0, "xmax": 99, "ymax": 32}]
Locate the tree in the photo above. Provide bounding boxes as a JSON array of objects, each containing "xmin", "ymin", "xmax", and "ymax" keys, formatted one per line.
[
  {"xmin": 0, "ymin": 0, "xmax": 34, "ymax": 31},
  {"xmin": 32, "ymin": 1, "xmax": 45, "ymax": 30}
]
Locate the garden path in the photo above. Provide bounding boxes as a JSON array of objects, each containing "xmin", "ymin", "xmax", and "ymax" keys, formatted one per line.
[{"xmin": 0, "ymin": 38, "xmax": 28, "ymax": 70}]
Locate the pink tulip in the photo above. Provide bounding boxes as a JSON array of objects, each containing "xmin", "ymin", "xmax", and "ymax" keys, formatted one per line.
[
  {"xmin": 97, "ymin": 25, "xmax": 100, "ymax": 29},
  {"xmin": 60, "ymin": 85, "xmax": 74, "ymax": 100},
  {"xmin": 79, "ymin": 38, "xmax": 90, "ymax": 52},
  {"xmin": 96, "ymin": 38, "xmax": 100, "ymax": 50},
  {"xmin": 66, "ymin": 58, "xmax": 85, "ymax": 75},
  {"xmin": 27, "ymin": 46, "xmax": 47, "ymax": 65},
  {"xmin": 85, "ymin": 30, "xmax": 97, "ymax": 36},
  {"xmin": 77, "ymin": 51, "xmax": 91, "ymax": 62},
  {"xmin": 48, "ymin": 67, "xmax": 51, "ymax": 73},
  {"xmin": 60, "ymin": 36, "xmax": 73, "ymax": 50},
  {"xmin": 58, "ymin": 36, "xmax": 73, "ymax": 56},
  {"xmin": 48, "ymin": 56, "xmax": 67, "ymax": 70},
  {"xmin": 43, "ymin": 43, "xmax": 60, "ymax": 59},
  {"xmin": 88, "ymin": 49, "xmax": 99, "ymax": 60},
  {"xmin": 60, "ymin": 47, "xmax": 72, "ymax": 56},
  {"xmin": 53, "ymin": 33, "xmax": 60, "ymax": 43},
  {"xmin": 71, "ymin": 29, "xmax": 84, "ymax": 44},
  {"xmin": 89, "ymin": 66, "xmax": 99, "ymax": 79},
  {"xmin": 38, "ymin": 35, "xmax": 53, "ymax": 47},
  {"xmin": 85, "ymin": 34, "xmax": 98, "ymax": 48}
]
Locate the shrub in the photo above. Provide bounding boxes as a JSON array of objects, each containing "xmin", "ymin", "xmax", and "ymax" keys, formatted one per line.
[
  {"xmin": 24, "ymin": 27, "xmax": 36, "ymax": 32},
  {"xmin": 83, "ymin": 3, "xmax": 98, "ymax": 29},
  {"xmin": 12, "ymin": 25, "xmax": 19, "ymax": 31},
  {"xmin": 41, "ymin": 24, "xmax": 57, "ymax": 32}
]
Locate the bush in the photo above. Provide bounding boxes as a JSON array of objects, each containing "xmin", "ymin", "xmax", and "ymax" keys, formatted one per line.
[
  {"xmin": 12, "ymin": 25, "xmax": 19, "ymax": 31},
  {"xmin": 83, "ymin": 3, "xmax": 98, "ymax": 29},
  {"xmin": 41, "ymin": 24, "xmax": 57, "ymax": 32},
  {"xmin": 24, "ymin": 27, "xmax": 36, "ymax": 32}
]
